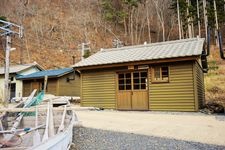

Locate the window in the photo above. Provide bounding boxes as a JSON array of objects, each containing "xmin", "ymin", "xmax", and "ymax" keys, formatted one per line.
[
  {"xmin": 118, "ymin": 71, "xmax": 148, "ymax": 91},
  {"xmin": 133, "ymin": 71, "xmax": 147, "ymax": 90},
  {"xmin": 152, "ymin": 66, "xmax": 169, "ymax": 82},
  {"xmin": 118, "ymin": 73, "xmax": 132, "ymax": 90}
]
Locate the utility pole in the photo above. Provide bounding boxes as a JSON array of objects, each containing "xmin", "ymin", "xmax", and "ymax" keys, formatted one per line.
[
  {"xmin": 177, "ymin": 0, "xmax": 182, "ymax": 39},
  {"xmin": 4, "ymin": 35, "xmax": 11, "ymax": 106},
  {"xmin": 0, "ymin": 20, "xmax": 23, "ymax": 106}
]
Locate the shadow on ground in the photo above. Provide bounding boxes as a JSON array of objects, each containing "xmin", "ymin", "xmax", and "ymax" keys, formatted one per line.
[{"xmin": 71, "ymin": 127, "xmax": 225, "ymax": 150}]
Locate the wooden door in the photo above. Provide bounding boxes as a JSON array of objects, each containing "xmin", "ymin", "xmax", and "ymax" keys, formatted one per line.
[
  {"xmin": 117, "ymin": 91, "xmax": 132, "ymax": 110},
  {"xmin": 117, "ymin": 73, "xmax": 132, "ymax": 110},
  {"xmin": 117, "ymin": 71, "xmax": 149, "ymax": 110},
  {"xmin": 132, "ymin": 71, "xmax": 148, "ymax": 110}
]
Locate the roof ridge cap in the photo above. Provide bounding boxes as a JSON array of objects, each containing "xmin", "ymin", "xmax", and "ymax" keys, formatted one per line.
[{"xmin": 101, "ymin": 38, "xmax": 203, "ymax": 53}]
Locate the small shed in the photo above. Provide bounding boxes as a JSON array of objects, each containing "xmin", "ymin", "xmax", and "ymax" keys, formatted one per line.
[
  {"xmin": 74, "ymin": 38, "xmax": 206, "ymax": 111},
  {"xmin": 0, "ymin": 62, "xmax": 43, "ymax": 99},
  {"xmin": 17, "ymin": 68, "xmax": 80, "ymax": 97}
]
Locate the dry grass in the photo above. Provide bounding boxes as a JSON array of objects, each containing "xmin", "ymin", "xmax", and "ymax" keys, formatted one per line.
[{"xmin": 205, "ymin": 49, "xmax": 225, "ymax": 107}]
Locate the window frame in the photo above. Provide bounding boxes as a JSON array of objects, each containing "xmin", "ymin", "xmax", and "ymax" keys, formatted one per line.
[
  {"xmin": 132, "ymin": 71, "xmax": 148, "ymax": 90},
  {"xmin": 118, "ymin": 72, "xmax": 132, "ymax": 91},
  {"xmin": 117, "ymin": 70, "xmax": 148, "ymax": 91},
  {"xmin": 151, "ymin": 66, "xmax": 170, "ymax": 83}
]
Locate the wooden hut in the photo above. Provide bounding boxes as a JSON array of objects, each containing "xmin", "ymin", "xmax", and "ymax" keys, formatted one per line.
[
  {"xmin": 0, "ymin": 62, "xmax": 43, "ymax": 99},
  {"xmin": 74, "ymin": 38, "xmax": 206, "ymax": 111},
  {"xmin": 17, "ymin": 68, "xmax": 80, "ymax": 97}
]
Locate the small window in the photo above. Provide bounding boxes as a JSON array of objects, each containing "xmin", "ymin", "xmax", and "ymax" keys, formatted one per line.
[
  {"xmin": 152, "ymin": 66, "xmax": 169, "ymax": 83},
  {"xmin": 118, "ymin": 73, "xmax": 132, "ymax": 91},
  {"xmin": 132, "ymin": 71, "xmax": 147, "ymax": 90}
]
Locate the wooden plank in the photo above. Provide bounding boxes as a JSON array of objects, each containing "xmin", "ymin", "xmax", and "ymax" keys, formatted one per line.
[
  {"xmin": 117, "ymin": 91, "xmax": 132, "ymax": 110},
  {"xmin": 132, "ymin": 90, "xmax": 148, "ymax": 110},
  {"xmin": 81, "ymin": 71, "xmax": 116, "ymax": 109},
  {"xmin": 57, "ymin": 105, "xmax": 67, "ymax": 133},
  {"xmin": 42, "ymin": 102, "xmax": 50, "ymax": 142},
  {"xmin": 193, "ymin": 62, "xmax": 199, "ymax": 111},
  {"xmin": 43, "ymin": 75, "xmax": 48, "ymax": 93}
]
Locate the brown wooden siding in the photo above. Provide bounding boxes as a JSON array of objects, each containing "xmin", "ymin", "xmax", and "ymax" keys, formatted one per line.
[
  {"xmin": 46, "ymin": 79, "xmax": 57, "ymax": 95},
  {"xmin": 23, "ymin": 81, "xmax": 32, "ymax": 96},
  {"xmin": 22, "ymin": 78, "xmax": 57, "ymax": 96},
  {"xmin": 149, "ymin": 62, "xmax": 195, "ymax": 111},
  {"xmin": 194, "ymin": 61, "xmax": 205, "ymax": 109},
  {"xmin": 58, "ymin": 72, "xmax": 80, "ymax": 96},
  {"xmin": 81, "ymin": 71, "xmax": 116, "ymax": 109}
]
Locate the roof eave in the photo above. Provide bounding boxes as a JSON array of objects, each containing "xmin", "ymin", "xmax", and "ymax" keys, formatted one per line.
[
  {"xmin": 74, "ymin": 55, "xmax": 200, "ymax": 71},
  {"xmin": 17, "ymin": 69, "xmax": 74, "ymax": 80}
]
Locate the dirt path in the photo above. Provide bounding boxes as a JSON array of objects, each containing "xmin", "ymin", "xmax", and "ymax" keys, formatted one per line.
[{"xmin": 75, "ymin": 110, "xmax": 225, "ymax": 146}]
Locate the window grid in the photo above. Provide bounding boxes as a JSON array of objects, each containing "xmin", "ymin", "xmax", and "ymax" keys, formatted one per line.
[{"xmin": 118, "ymin": 71, "xmax": 148, "ymax": 91}]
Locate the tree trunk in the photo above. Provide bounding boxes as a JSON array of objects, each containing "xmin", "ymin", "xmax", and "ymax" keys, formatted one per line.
[
  {"xmin": 196, "ymin": 0, "xmax": 201, "ymax": 37},
  {"xmin": 146, "ymin": 1, "xmax": 152, "ymax": 43},
  {"xmin": 177, "ymin": 0, "xmax": 182, "ymax": 39},
  {"xmin": 203, "ymin": 0, "xmax": 208, "ymax": 41}
]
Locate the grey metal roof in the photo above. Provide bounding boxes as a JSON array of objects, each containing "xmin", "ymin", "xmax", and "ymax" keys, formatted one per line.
[
  {"xmin": 0, "ymin": 62, "xmax": 43, "ymax": 74},
  {"xmin": 73, "ymin": 38, "xmax": 205, "ymax": 68}
]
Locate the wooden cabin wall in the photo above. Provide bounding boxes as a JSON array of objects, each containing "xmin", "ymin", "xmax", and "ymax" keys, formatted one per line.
[
  {"xmin": 149, "ymin": 61, "xmax": 196, "ymax": 111},
  {"xmin": 79, "ymin": 61, "xmax": 203, "ymax": 111},
  {"xmin": 58, "ymin": 72, "xmax": 80, "ymax": 96},
  {"xmin": 46, "ymin": 79, "xmax": 57, "ymax": 95},
  {"xmin": 22, "ymin": 79, "xmax": 57, "ymax": 96},
  {"xmin": 23, "ymin": 80, "xmax": 32, "ymax": 97},
  {"xmin": 81, "ymin": 70, "xmax": 116, "ymax": 109},
  {"xmin": 194, "ymin": 61, "xmax": 205, "ymax": 110}
]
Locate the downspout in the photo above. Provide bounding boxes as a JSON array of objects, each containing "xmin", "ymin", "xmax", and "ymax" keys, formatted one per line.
[
  {"xmin": 66, "ymin": 70, "xmax": 76, "ymax": 82},
  {"xmin": 217, "ymin": 30, "xmax": 225, "ymax": 59},
  {"xmin": 201, "ymin": 27, "xmax": 211, "ymax": 73}
]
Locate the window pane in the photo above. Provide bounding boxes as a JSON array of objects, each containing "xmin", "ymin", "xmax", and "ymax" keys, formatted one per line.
[
  {"xmin": 141, "ymin": 78, "xmax": 147, "ymax": 84},
  {"xmin": 126, "ymin": 73, "xmax": 131, "ymax": 78},
  {"xmin": 133, "ymin": 84, "xmax": 140, "ymax": 90},
  {"xmin": 162, "ymin": 67, "xmax": 169, "ymax": 80},
  {"xmin": 119, "ymin": 80, "xmax": 124, "ymax": 84},
  {"xmin": 133, "ymin": 72, "xmax": 139, "ymax": 78},
  {"xmin": 126, "ymin": 84, "xmax": 131, "ymax": 90},
  {"xmin": 133, "ymin": 78, "xmax": 140, "ymax": 84},
  {"xmin": 154, "ymin": 67, "xmax": 160, "ymax": 80},
  {"xmin": 119, "ymin": 74, "xmax": 124, "ymax": 79},
  {"xmin": 119, "ymin": 85, "xmax": 124, "ymax": 90},
  {"xmin": 126, "ymin": 78, "xmax": 131, "ymax": 84},
  {"xmin": 141, "ymin": 72, "xmax": 147, "ymax": 78},
  {"xmin": 141, "ymin": 84, "xmax": 146, "ymax": 89}
]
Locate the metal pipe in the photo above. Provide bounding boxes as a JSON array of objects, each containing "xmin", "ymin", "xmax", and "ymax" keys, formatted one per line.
[
  {"xmin": 218, "ymin": 30, "xmax": 225, "ymax": 59},
  {"xmin": 206, "ymin": 26, "xmax": 211, "ymax": 56}
]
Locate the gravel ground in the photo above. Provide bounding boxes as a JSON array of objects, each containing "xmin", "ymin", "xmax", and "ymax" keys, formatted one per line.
[
  {"xmin": 71, "ymin": 127, "xmax": 225, "ymax": 150},
  {"xmin": 74, "ymin": 110, "xmax": 225, "ymax": 146}
]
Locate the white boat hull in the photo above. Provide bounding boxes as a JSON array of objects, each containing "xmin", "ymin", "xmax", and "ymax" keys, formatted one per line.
[{"xmin": 29, "ymin": 111, "xmax": 75, "ymax": 150}]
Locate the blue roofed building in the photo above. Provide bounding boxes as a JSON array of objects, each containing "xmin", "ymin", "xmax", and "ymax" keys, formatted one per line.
[{"xmin": 17, "ymin": 68, "xmax": 80, "ymax": 97}]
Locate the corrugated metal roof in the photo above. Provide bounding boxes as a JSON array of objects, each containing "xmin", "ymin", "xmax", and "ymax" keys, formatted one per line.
[
  {"xmin": 0, "ymin": 62, "xmax": 42, "ymax": 74},
  {"xmin": 17, "ymin": 68, "xmax": 73, "ymax": 80},
  {"xmin": 74, "ymin": 38, "xmax": 205, "ymax": 68}
]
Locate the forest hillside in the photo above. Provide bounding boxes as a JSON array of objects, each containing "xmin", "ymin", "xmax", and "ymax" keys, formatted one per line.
[{"xmin": 0, "ymin": 0, "xmax": 225, "ymax": 105}]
